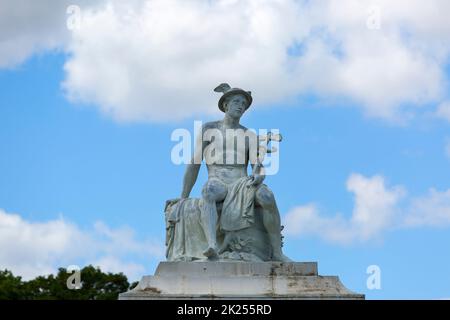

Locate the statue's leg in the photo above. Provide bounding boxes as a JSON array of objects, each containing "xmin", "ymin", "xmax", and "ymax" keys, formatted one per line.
[
  {"xmin": 255, "ymin": 185, "xmax": 292, "ymax": 262},
  {"xmin": 201, "ymin": 178, "xmax": 227, "ymax": 258}
]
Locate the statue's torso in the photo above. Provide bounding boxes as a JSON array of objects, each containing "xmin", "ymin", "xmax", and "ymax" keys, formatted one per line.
[{"xmin": 203, "ymin": 121, "xmax": 257, "ymax": 185}]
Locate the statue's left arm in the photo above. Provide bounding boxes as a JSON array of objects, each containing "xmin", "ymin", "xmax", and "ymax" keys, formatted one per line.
[
  {"xmin": 249, "ymin": 162, "xmax": 265, "ymax": 186},
  {"xmin": 248, "ymin": 132, "xmax": 265, "ymax": 187}
]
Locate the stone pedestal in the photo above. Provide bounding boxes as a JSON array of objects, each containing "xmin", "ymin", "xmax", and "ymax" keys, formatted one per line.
[{"xmin": 119, "ymin": 261, "xmax": 364, "ymax": 300}]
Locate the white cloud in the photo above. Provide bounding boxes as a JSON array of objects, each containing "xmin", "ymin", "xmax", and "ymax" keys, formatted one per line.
[
  {"xmin": 405, "ymin": 189, "xmax": 450, "ymax": 227},
  {"xmin": 436, "ymin": 101, "xmax": 450, "ymax": 122},
  {"xmin": 1, "ymin": 0, "xmax": 450, "ymax": 122},
  {"xmin": 284, "ymin": 173, "xmax": 450, "ymax": 245},
  {"xmin": 283, "ymin": 173, "xmax": 405, "ymax": 244},
  {"xmin": 346, "ymin": 173, "xmax": 405, "ymax": 241},
  {"xmin": 62, "ymin": 0, "xmax": 305, "ymax": 122},
  {"xmin": 283, "ymin": 204, "xmax": 354, "ymax": 244},
  {"xmin": 90, "ymin": 256, "xmax": 146, "ymax": 281},
  {"xmin": 61, "ymin": 0, "xmax": 450, "ymax": 122},
  {"xmin": 0, "ymin": 209, "xmax": 164, "ymax": 280},
  {"xmin": 0, "ymin": 0, "xmax": 64, "ymax": 67},
  {"xmin": 0, "ymin": 0, "xmax": 104, "ymax": 68}
]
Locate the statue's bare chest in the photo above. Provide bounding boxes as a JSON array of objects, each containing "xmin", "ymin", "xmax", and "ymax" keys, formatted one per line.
[{"xmin": 203, "ymin": 126, "xmax": 250, "ymax": 165}]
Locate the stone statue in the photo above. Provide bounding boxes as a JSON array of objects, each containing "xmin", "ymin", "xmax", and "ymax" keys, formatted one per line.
[
  {"xmin": 165, "ymin": 83, "xmax": 291, "ymax": 262},
  {"xmin": 119, "ymin": 83, "xmax": 365, "ymax": 300}
]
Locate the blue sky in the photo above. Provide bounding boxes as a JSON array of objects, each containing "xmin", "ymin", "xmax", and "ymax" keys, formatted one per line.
[{"xmin": 1, "ymin": 0, "xmax": 450, "ymax": 299}]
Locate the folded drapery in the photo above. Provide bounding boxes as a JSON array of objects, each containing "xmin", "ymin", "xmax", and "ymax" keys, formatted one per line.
[
  {"xmin": 165, "ymin": 198, "xmax": 207, "ymax": 261},
  {"xmin": 164, "ymin": 177, "xmax": 271, "ymax": 262},
  {"xmin": 219, "ymin": 176, "xmax": 257, "ymax": 232}
]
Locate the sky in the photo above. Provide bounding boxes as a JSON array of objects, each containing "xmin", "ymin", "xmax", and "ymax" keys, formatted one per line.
[{"xmin": 1, "ymin": 0, "xmax": 450, "ymax": 299}]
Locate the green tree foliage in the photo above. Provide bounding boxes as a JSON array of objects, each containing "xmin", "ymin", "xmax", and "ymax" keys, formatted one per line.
[
  {"xmin": 0, "ymin": 270, "xmax": 24, "ymax": 300},
  {"xmin": 0, "ymin": 266, "xmax": 135, "ymax": 300}
]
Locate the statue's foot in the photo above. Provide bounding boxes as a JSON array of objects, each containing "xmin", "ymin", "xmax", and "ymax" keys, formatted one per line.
[
  {"xmin": 217, "ymin": 242, "xmax": 228, "ymax": 254},
  {"xmin": 203, "ymin": 247, "xmax": 218, "ymax": 259},
  {"xmin": 272, "ymin": 252, "xmax": 293, "ymax": 262}
]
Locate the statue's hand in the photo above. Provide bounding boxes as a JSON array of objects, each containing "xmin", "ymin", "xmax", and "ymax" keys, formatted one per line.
[
  {"xmin": 248, "ymin": 174, "xmax": 265, "ymax": 187},
  {"xmin": 165, "ymin": 198, "xmax": 182, "ymax": 212},
  {"xmin": 166, "ymin": 198, "xmax": 181, "ymax": 206}
]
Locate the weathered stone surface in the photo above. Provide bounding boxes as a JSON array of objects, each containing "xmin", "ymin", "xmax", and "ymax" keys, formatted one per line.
[
  {"xmin": 119, "ymin": 261, "xmax": 364, "ymax": 300},
  {"xmin": 167, "ymin": 83, "xmax": 291, "ymax": 263},
  {"xmin": 119, "ymin": 84, "xmax": 365, "ymax": 300}
]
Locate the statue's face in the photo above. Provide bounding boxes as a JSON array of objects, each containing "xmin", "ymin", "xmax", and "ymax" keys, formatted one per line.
[{"xmin": 224, "ymin": 94, "xmax": 248, "ymax": 119}]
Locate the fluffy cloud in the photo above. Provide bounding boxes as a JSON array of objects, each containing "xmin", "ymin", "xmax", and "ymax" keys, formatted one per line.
[
  {"xmin": 282, "ymin": 204, "xmax": 353, "ymax": 244},
  {"xmin": 1, "ymin": 0, "xmax": 450, "ymax": 122},
  {"xmin": 0, "ymin": 209, "xmax": 164, "ymax": 280},
  {"xmin": 283, "ymin": 173, "xmax": 405, "ymax": 244},
  {"xmin": 90, "ymin": 256, "xmax": 146, "ymax": 280},
  {"xmin": 284, "ymin": 173, "xmax": 450, "ymax": 245},
  {"xmin": 346, "ymin": 174, "xmax": 405, "ymax": 240},
  {"xmin": 62, "ymin": 0, "xmax": 305, "ymax": 121},
  {"xmin": 0, "ymin": 0, "xmax": 64, "ymax": 67},
  {"xmin": 0, "ymin": 0, "xmax": 104, "ymax": 68},
  {"xmin": 405, "ymin": 189, "xmax": 450, "ymax": 227}
]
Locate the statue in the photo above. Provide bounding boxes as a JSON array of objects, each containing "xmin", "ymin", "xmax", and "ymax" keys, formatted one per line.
[
  {"xmin": 165, "ymin": 83, "xmax": 291, "ymax": 262},
  {"xmin": 119, "ymin": 83, "xmax": 365, "ymax": 300}
]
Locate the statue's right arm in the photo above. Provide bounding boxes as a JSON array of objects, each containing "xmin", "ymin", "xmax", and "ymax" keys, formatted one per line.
[
  {"xmin": 180, "ymin": 124, "xmax": 209, "ymax": 198},
  {"xmin": 181, "ymin": 163, "xmax": 200, "ymax": 198}
]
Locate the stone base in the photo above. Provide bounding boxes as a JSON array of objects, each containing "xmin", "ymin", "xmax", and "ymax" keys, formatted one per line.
[{"xmin": 119, "ymin": 261, "xmax": 364, "ymax": 300}]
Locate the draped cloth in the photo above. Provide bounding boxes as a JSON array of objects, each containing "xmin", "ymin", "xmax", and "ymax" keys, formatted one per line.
[
  {"xmin": 219, "ymin": 176, "xmax": 256, "ymax": 232},
  {"xmin": 165, "ymin": 198, "xmax": 206, "ymax": 261},
  {"xmin": 165, "ymin": 176, "xmax": 267, "ymax": 262}
]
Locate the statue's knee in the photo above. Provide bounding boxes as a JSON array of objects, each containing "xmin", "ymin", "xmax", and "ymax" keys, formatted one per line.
[
  {"xmin": 202, "ymin": 181, "xmax": 226, "ymax": 202},
  {"xmin": 256, "ymin": 187, "xmax": 275, "ymax": 208},
  {"xmin": 201, "ymin": 184, "xmax": 215, "ymax": 201}
]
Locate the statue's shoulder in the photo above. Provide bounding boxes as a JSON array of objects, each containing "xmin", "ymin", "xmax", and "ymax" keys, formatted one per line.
[
  {"xmin": 239, "ymin": 125, "xmax": 257, "ymax": 137},
  {"xmin": 239, "ymin": 124, "xmax": 252, "ymax": 132},
  {"xmin": 202, "ymin": 120, "xmax": 221, "ymax": 130}
]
